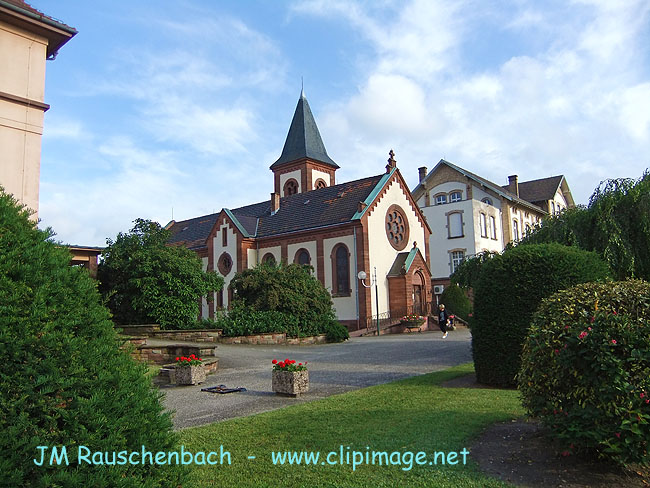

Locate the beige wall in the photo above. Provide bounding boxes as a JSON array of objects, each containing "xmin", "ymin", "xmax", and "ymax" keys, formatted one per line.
[
  {"xmin": 323, "ymin": 234, "xmax": 357, "ymax": 320},
  {"xmin": 279, "ymin": 169, "xmax": 301, "ymax": 195},
  {"xmin": 0, "ymin": 21, "xmax": 49, "ymax": 218},
  {"xmin": 311, "ymin": 168, "xmax": 331, "ymax": 188}
]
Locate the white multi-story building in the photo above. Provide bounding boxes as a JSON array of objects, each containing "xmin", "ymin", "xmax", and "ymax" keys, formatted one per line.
[{"xmin": 411, "ymin": 159, "xmax": 575, "ymax": 290}]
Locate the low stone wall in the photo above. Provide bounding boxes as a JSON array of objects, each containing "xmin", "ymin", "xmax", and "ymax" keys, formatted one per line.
[
  {"xmin": 286, "ymin": 334, "xmax": 327, "ymax": 345},
  {"xmin": 122, "ymin": 336, "xmax": 219, "ymax": 365},
  {"xmin": 220, "ymin": 333, "xmax": 287, "ymax": 345},
  {"xmin": 152, "ymin": 330, "xmax": 221, "ymax": 342},
  {"xmin": 115, "ymin": 324, "xmax": 222, "ymax": 343},
  {"xmin": 117, "ymin": 324, "xmax": 160, "ymax": 335},
  {"xmin": 219, "ymin": 333, "xmax": 328, "ymax": 345}
]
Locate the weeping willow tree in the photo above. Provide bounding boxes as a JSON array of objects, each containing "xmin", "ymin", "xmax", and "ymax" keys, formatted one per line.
[{"xmin": 522, "ymin": 170, "xmax": 650, "ymax": 280}]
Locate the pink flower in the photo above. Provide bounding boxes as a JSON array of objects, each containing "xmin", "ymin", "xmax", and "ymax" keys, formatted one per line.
[
  {"xmin": 612, "ymin": 310, "xmax": 617, "ymax": 315},
  {"xmin": 565, "ymin": 325, "xmax": 569, "ymax": 330},
  {"xmin": 588, "ymin": 327, "xmax": 592, "ymax": 331},
  {"xmin": 611, "ymin": 340, "xmax": 617, "ymax": 344},
  {"xmin": 554, "ymin": 349, "xmax": 559, "ymax": 355},
  {"xmin": 641, "ymin": 393, "xmax": 645, "ymax": 398},
  {"xmin": 561, "ymin": 451, "xmax": 570, "ymax": 457},
  {"xmin": 615, "ymin": 432, "xmax": 621, "ymax": 438},
  {"xmin": 590, "ymin": 316, "xmax": 595, "ymax": 323},
  {"xmin": 579, "ymin": 331, "xmax": 588, "ymax": 339}
]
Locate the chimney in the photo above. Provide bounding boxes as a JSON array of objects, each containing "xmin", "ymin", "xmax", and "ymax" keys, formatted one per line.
[
  {"xmin": 271, "ymin": 192, "xmax": 280, "ymax": 214},
  {"xmin": 418, "ymin": 166, "xmax": 427, "ymax": 183},
  {"xmin": 508, "ymin": 175, "xmax": 519, "ymax": 197}
]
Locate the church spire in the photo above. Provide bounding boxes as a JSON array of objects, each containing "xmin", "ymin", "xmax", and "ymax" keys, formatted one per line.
[{"xmin": 270, "ymin": 93, "xmax": 339, "ymax": 170}]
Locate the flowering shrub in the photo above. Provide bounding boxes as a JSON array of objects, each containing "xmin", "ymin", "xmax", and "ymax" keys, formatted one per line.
[
  {"xmin": 519, "ymin": 280, "xmax": 650, "ymax": 467},
  {"xmin": 272, "ymin": 359, "xmax": 307, "ymax": 372},
  {"xmin": 175, "ymin": 354, "xmax": 202, "ymax": 367}
]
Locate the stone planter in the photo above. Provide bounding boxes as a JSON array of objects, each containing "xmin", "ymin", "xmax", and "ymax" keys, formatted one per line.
[
  {"xmin": 170, "ymin": 364, "xmax": 206, "ymax": 386},
  {"xmin": 272, "ymin": 370, "xmax": 309, "ymax": 397},
  {"xmin": 401, "ymin": 319, "xmax": 425, "ymax": 332}
]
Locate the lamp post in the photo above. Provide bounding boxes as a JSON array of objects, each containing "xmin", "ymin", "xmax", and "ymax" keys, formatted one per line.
[{"xmin": 358, "ymin": 268, "xmax": 380, "ymax": 336}]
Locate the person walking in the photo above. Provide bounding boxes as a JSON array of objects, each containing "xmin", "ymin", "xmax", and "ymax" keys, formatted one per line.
[{"xmin": 437, "ymin": 303, "xmax": 450, "ymax": 339}]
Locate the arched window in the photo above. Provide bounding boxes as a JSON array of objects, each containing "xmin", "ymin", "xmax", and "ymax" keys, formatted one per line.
[
  {"xmin": 449, "ymin": 191, "xmax": 462, "ymax": 203},
  {"xmin": 435, "ymin": 193, "xmax": 447, "ymax": 205},
  {"xmin": 314, "ymin": 179, "xmax": 327, "ymax": 190},
  {"xmin": 331, "ymin": 244, "xmax": 350, "ymax": 296},
  {"xmin": 283, "ymin": 179, "xmax": 299, "ymax": 196},
  {"xmin": 294, "ymin": 248, "xmax": 310, "ymax": 266},
  {"xmin": 262, "ymin": 253, "xmax": 276, "ymax": 266},
  {"xmin": 513, "ymin": 220, "xmax": 519, "ymax": 241}
]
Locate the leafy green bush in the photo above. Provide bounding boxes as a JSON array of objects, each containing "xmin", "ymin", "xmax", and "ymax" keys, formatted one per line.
[
  {"xmin": 98, "ymin": 219, "xmax": 223, "ymax": 329},
  {"xmin": 472, "ymin": 243, "xmax": 611, "ymax": 386},
  {"xmin": 323, "ymin": 320, "xmax": 350, "ymax": 342},
  {"xmin": 439, "ymin": 284, "xmax": 472, "ymax": 321},
  {"xmin": 0, "ymin": 190, "xmax": 185, "ymax": 486},
  {"xmin": 229, "ymin": 263, "xmax": 346, "ymax": 341},
  {"xmin": 519, "ymin": 280, "xmax": 650, "ymax": 467},
  {"xmin": 216, "ymin": 305, "xmax": 298, "ymax": 337}
]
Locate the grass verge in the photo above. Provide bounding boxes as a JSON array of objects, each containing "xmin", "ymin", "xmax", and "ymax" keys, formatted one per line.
[{"xmin": 179, "ymin": 363, "xmax": 523, "ymax": 487}]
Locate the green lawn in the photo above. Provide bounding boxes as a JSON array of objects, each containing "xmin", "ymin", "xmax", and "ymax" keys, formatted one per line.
[{"xmin": 179, "ymin": 363, "xmax": 524, "ymax": 487}]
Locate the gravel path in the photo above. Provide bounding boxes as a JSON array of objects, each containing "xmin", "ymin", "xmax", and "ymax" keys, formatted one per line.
[{"xmin": 162, "ymin": 328, "xmax": 472, "ymax": 429}]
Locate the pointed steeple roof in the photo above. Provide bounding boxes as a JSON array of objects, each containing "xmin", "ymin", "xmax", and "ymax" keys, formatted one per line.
[{"xmin": 271, "ymin": 92, "xmax": 339, "ymax": 169}]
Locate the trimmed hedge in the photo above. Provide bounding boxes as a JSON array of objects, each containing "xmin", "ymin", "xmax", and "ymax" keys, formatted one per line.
[
  {"xmin": 439, "ymin": 284, "xmax": 472, "ymax": 321},
  {"xmin": 519, "ymin": 280, "xmax": 650, "ymax": 466},
  {"xmin": 472, "ymin": 243, "xmax": 610, "ymax": 386},
  {"xmin": 0, "ymin": 190, "xmax": 185, "ymax": 486}
]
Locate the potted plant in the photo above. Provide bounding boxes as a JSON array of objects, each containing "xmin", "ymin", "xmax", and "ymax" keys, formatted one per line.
[
  {"xmin": 171, "ymin": 354, "xmax": 206, "ymax": 386},
  {"xmin": 400, "ymin": 314, "xmax": 425, "ymax": 332},
  {"xmin": 271, "ymin": 358, "xmax": 308, "ymax": 397}
]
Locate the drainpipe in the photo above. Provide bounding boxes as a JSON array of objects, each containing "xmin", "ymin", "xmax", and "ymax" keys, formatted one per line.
[{"xmin": 353, "ymin": 226, "xmax": 359, "ymax": 329}]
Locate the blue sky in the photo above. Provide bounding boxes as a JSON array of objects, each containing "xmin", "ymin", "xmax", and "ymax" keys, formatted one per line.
[{"xmin": 33, "ymin": 0, "xmax": 650, "ymax": 246}]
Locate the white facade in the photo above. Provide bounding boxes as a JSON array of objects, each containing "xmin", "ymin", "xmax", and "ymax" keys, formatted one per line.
[
  {"xmin": 212, "ymin": 222, "xmax": 239, "ymax": 309},
  {"xmin": 367, "ymin": 178, "xmax": 426, "ymax": 315}
]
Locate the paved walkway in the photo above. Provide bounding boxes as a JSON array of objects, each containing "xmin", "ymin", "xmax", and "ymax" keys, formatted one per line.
[{"xmin": 161, "ymin": 328, "xmax": 472, "ymax": 430}]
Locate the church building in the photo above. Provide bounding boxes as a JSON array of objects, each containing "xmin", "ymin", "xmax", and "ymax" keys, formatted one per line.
[{"xmin": 167, "ymin": 93, "xmax": 432, "ymax": 332}]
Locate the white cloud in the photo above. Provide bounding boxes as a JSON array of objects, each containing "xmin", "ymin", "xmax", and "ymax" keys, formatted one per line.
[{"xmin": 296, "ymin": 0, "xmax": 650, "ymax": 204}]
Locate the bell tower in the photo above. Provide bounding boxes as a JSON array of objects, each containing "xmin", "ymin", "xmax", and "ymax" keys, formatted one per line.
[{"xmin": 270, "ymin": 91, "xmax": 339, "ymax": 197}]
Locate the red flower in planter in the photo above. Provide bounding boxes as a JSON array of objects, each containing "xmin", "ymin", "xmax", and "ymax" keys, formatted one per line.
[{"xmin": 272, "ymin": 358, "xmax": 308, "ymax": 372}]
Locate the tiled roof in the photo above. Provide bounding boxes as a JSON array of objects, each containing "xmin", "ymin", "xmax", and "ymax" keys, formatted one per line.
[
  {"xmin": 514, "ymin": 175, "xmax": 564, "ymax": 204},
  {"xmin": 167, "ymin": 212, "xmax": 220, "ymax": 250},
  {"xmin": 414, "ymin": 160, "xmax": 545, "ymax": 213},
  {"xmin": 387, "ymin": 247, "xmax": 428, "ymax": 277},
  {"xmin": 256, "ymin": 174, "xmax": 383, "ymax": 237},
  {"xmin": 1, "ymin": 0, "xmax": 76, "ymax": 31},
  {"xmin": 270, "ymin": 93, "xmax": 339, "ymax": 170},
  {"xmin": 167, "ymin": 174, "xmax": 387, "ymax": 249}
]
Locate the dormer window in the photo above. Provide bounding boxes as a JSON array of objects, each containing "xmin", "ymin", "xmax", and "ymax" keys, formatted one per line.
[
  {"xmin": 449, "ymin": 191, "xmax": 462, "ymax": 203},
  {"xmin": 482, "ymin": 197, "xmax": 493, "ymax": 206},
  {"xmin": 435, "ymin": 194, "xmax": 447, "ymax": 205}
]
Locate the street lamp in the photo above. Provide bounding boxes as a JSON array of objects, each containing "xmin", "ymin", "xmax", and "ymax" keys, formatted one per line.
[{"xmin": 358, "ymin": 268, "xmax": 380, "ymax": 336}]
